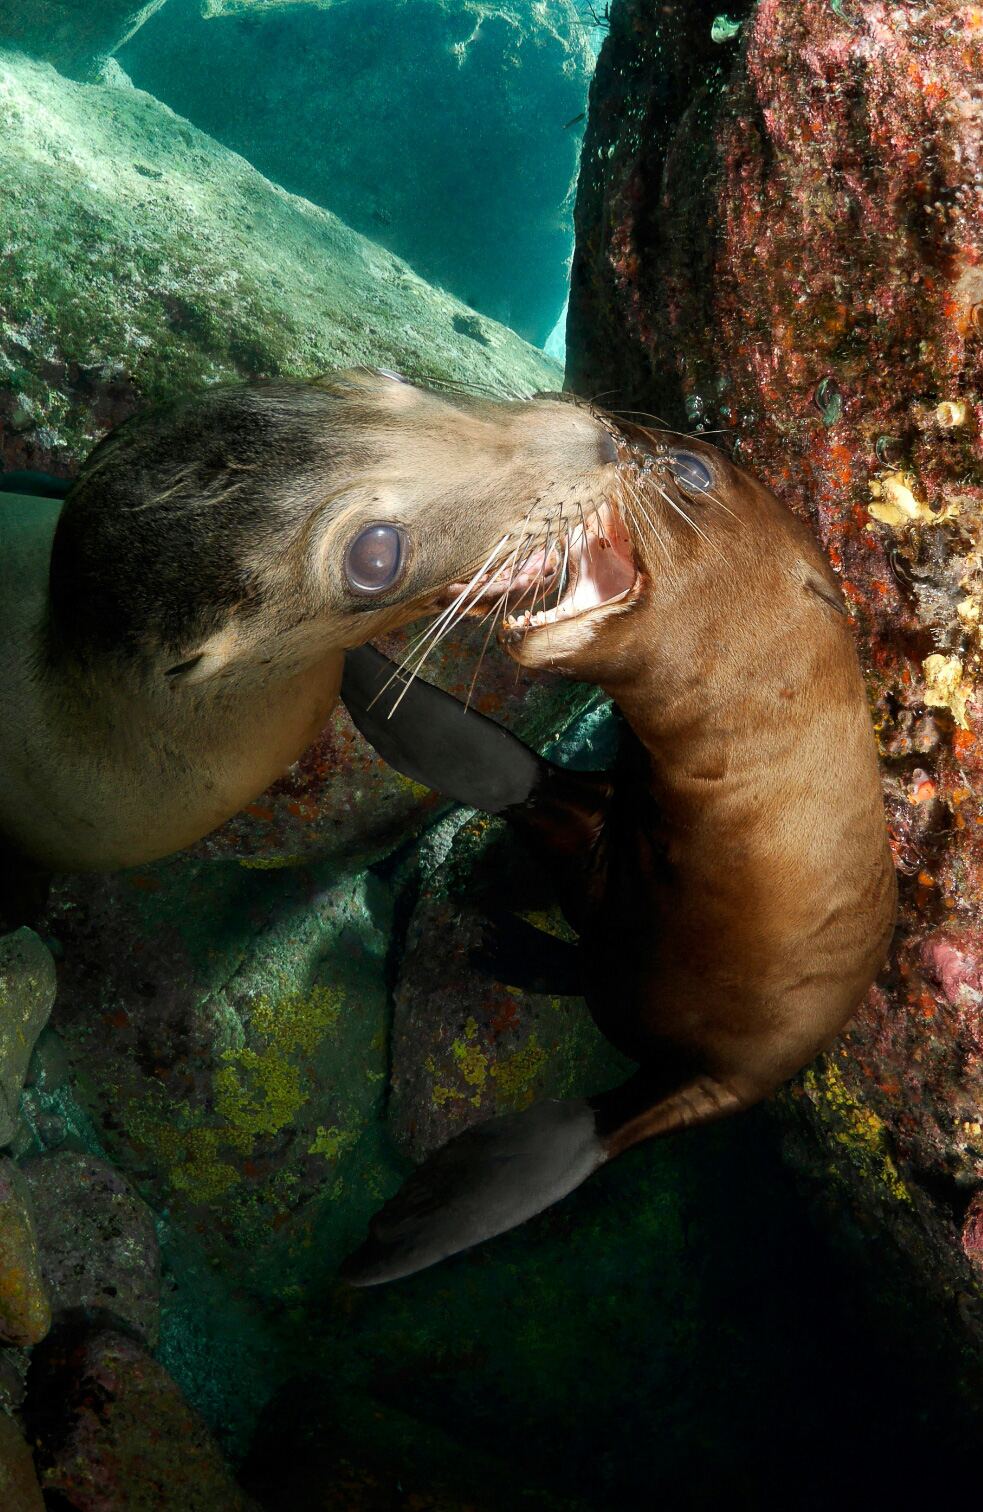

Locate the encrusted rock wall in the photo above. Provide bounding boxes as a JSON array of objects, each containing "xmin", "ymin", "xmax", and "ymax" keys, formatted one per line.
[{"xmin": 571, "ymin": 0, "xmax": 983, "ymax": 1342}]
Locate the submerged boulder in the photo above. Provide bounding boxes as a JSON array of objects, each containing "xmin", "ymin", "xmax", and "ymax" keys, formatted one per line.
[
  {"xmin": 387, "ymin": 805, "xmax": 632, "ymax": 1163},
  {"xmin": 0, "ymin": 46, "xmax": 562, "ymax": 478},
  {"xmin": 22, "ymin": 1152, "xmax": 161, "ymax": 1346},
  {"xmin": 26, "ymin": 1322, "xmax": 260, "ymax": 1511},
  {"xmin": 0, "ymin": 0, "xmax": 167, "ymax": 83},
  {"xmin": 0, "ymin": 1157, "xmax": 50, "ymax": 1347},
  {"xmin": 0, "ymin": 932, "xmax": 57, "ymax": 1148},
  {"xmin": 572, "ymin": 0, "xmax": 983, "ymax": 1352},
  {"xmin": 119, "ymin": 0, "xmax": 593, "ymax": 345},
  {"xmin": 0, "ymin": 1411, "xmax": 44, "ymax": 1512}
]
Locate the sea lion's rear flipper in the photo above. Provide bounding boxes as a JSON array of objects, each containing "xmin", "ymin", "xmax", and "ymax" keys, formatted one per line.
[
  {"xmin": 339, "ymin": 1072, "xmax": 748, "ymax": 1287},
  {"xmin": 341, "ymin": 644, "xmax": 544, "ymax": 813}
]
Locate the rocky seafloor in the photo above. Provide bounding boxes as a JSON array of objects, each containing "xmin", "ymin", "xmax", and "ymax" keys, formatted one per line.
[{"xmin": 3, "ymin": 0, "xmax": 983, "ymax": 1506}]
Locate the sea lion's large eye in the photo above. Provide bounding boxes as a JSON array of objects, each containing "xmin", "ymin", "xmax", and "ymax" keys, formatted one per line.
[
  {"xmin": 344, "ymin": 524, "xmax": 405, "ymax": 594},
  {"xmin": 666, "ymin": 450, "xmax": 713, "ymax": 493}
]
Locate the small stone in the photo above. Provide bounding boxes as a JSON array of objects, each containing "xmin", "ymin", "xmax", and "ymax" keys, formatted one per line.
[
  {"xmin": 27, "ymin": 1324, "xmax": 260, "ymax": 1512},
  {"xmin": 20, "ymin": 1153, "xmax": 160, "ymax": 1347},
  {"xmin": 23, "ymin": 1028, "xmax": 71, "ymax": 1095},
  {"xmin": 0, "ymin": 1410, "xmax": 45, "ymax": 1512},
  {"xmin": 0, "ymin": 1157, "xmax": 51, "ymax": 1346},
  {"xmin": 0, "ymin": 930, "xmax": 57, "ymax": 1147}
]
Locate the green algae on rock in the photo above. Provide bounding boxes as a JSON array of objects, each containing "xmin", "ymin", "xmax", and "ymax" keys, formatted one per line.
[
  {"xmin": 0, "ymin": 48, "xmax": 563, "ymax": 476},
  {"xmin": 386, "ymin": 807, "xmax": 633, "ymax": 1163}
]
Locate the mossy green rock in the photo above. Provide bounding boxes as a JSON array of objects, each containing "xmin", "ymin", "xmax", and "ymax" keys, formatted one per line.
[
  {"xmin": 0, "ymin": 0, "xmax": 166, "ymax": 82},
  {"xmin": 0, "ymin": 49, "xmax": 561, "ymax": 474}
]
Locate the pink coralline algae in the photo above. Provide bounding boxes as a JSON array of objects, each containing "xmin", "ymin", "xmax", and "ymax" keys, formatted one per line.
[{"xmin": 571, "ymin": 0, "xmax": 983, "ymax": 1336}]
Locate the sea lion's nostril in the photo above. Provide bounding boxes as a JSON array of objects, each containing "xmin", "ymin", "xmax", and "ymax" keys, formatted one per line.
[{"xmin": 598, "ymin": 431, "xmax": 618, "ymax": 466}]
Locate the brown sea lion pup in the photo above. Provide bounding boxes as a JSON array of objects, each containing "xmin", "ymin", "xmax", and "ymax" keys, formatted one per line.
[
  {"xmin": 338, "ymin": 422, "xmax": 898, "ymax": 1285},
  {"xmin": 0, "ymin": 369, "xmax": 619, "ymax": 910}
]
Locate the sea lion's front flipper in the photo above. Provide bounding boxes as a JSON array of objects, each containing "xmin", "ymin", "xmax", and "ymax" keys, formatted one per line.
[
  {"xmin": 341, "ymin": 644, "xmax": 544, "ymax": 813},
  {"xmin": 342, "ymin": 646, "xmax": 613, "ymax": 885},
  {"xmin": 340, "ymin": 1072, "xmax": 748, "ymax": 1286}
]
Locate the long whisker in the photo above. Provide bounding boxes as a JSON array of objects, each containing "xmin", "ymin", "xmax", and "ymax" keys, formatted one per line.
[
  {"xmin": 702, "ymin": 487, "xmax": 740, "ymax": 523},
  {"xmin": 466, "ymin": 580, "xmax": 516, "ymax": 706},
  {"xmin": 370, "ymin": 536, "xmax": 515, "ymax": 711},
  {"xmin": 608, "ymin": 408, "xmax": 671, "ymax": 429},
  {"xmin": 651, "ymin": 481, "xmax": 716, "ymax": 548},
  {"xmin": 622, "ymin": 476, "xmax": 671, "ymax": 568}
]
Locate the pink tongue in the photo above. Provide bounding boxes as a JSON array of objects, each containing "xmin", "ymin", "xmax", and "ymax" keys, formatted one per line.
[{"xmin": 572, "ymin": 529, "xmax": 636, "ymax": 612}]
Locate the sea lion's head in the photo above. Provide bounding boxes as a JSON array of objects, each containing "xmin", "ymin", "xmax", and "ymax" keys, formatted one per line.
[
  {"xmin": 492, "ymin": 424, "xmax": 787, "ymax": 682},
  {"xmin": 47, "ymin": 368, "xmax": 619, "ymax": 691}
]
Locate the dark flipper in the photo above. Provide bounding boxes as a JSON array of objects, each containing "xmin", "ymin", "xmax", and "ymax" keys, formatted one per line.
[
  {"xmin": 339, "ymin": 1097, "xmax": 604, "ymax": 1286},
  {"xmin": 0, "ymin": 471, "xmax": 71, "ymax": 499},
  {"xmin": 342, "ymin": 645, "xmax": 612, "ymax": 891},
  {"xmin": 341, "ymin": 644, "xmax": 543, "ymax": 813},
  {"xmin": 340, "ymin": 1072, "xmax": 748, "ymax": 1287},
  {"xmin": 471, "ymin": 907, "xmax": 584, "ymax": 996}
]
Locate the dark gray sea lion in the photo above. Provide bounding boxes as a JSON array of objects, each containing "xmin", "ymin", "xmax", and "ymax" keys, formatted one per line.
[
  {"xmin": 0, "ymin": 369, "xmax": 618, "ymax": 903},
  {"xmin": 338, "ymin": 423, "xmax": 898, "ymax": 1285}
]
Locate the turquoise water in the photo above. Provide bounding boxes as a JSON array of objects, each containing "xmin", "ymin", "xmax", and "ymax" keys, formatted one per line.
[{"xmin": 118, "ymin": 0, "xmax": 603, "ymax": 353}]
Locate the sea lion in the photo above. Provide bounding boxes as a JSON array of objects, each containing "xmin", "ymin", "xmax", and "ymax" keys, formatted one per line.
[
  {"xmin": 338, "ymin": 422, "xmax": 898, "ymax": 1284},
  {"xmin": 0, "ymin": 368, "xmax": 618, "ymax": 900}
]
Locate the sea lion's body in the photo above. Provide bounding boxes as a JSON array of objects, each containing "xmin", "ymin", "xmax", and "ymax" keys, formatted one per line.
[
  {"xmin": 0, "ymin": 488, "xmax": 347, "ymax": 872},
  {"xmin": 0, "ymin": 370, "xmax": 618, "ymax": 877},
  {"xmin": 339, "ymin": 423, "xmax": 897, "ymax": 1284}
]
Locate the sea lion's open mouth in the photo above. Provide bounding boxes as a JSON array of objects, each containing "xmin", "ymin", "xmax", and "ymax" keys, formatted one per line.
[
  {"xmin": 502, "ymin": 500, "xmax": 636, "ymax": 633},
  {"xmin": 443, "ymin": 499, "xmax": 637, "ymax": 635}
]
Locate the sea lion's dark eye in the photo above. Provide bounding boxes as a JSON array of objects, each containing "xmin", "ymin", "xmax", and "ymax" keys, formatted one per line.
[
  {"xmin": 344, "ymin": 524, "xmax": 405, "ymax": 593},
  {"xmin": 375, "ymin": 368, "xmax": 410, "ymax": 384},
  {"xmin": 666, "ymin": 450, "xmax": 713, "ymax": 493}
]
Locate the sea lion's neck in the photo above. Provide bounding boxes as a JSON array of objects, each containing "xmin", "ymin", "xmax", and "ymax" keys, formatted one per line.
[{"xmin": 588, "ymin": 546, "xmax": 852, "ymax": 808}]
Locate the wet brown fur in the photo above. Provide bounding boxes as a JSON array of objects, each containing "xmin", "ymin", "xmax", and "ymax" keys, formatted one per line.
[
  {"xmin": 504, "ymin": 425, "xmax": 898, "ymax": 1133},
  {"xmin": 0, "ymin": 369, "xmax": 618, "ymax": 873}
]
